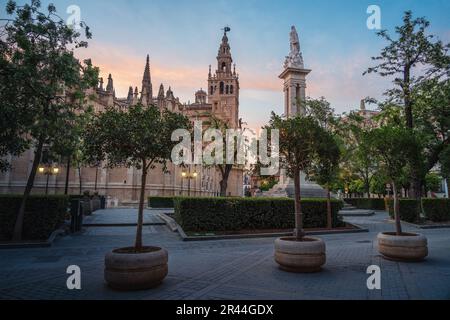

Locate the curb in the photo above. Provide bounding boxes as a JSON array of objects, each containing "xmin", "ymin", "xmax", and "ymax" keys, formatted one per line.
[
  {"xmin": 0, "ymin": 228, "xmax": 66, "ymax": 250},
  {"xmin": 399, "ymin": 220, "xmax": 450, "ymax": 230},
  {"xmin": 176, "ymin": 222, "xmax": 369, "ymax": 242},
  {"xmin": 82, "ymin": 222, "xmax": 166, "ymax": 227},
  {"xmin": 157, "ymin": 213, "xmax": 179, "ymax": 232}
]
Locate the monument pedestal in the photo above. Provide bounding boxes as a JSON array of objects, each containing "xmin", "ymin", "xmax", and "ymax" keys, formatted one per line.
[{"xmin": 264, "ymin": 169, "xmax": 327, "ymax": 198}]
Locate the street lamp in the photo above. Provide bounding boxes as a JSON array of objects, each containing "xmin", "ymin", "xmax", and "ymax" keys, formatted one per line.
[
  {"xmin": 38, "ymin": 165, "xmax": 60, "ymax": 195},
  {"xmin": 181, "ymin": 167, "xmax": 198, "ymax": 197}
]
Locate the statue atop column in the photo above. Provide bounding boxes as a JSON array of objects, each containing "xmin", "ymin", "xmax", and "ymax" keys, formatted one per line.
[{"xmin": 284, "ymin": 26, "xmax": 304, "ymax": 69}]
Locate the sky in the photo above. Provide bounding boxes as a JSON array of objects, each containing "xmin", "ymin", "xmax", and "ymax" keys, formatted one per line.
[{"xmin": 4, "ymin": 0, "xmax": 450, "ymax": 129}]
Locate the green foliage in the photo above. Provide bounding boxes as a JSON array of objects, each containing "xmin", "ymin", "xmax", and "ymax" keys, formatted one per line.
[
  {"xmin": 370, "ymin": 173, "xmax": 389, "ymax": 195},
  {"xmin": 425, "ymin": 173, "xmax": 442, "ymax": 193},
  {"xmin": 259, "ymin": 177, "xmax": 278, "ymax": 192},
  {"xmin": 267, "ymin": 113, "xmax": 326, "ymax": 178},
  {"xmin": 0, "ymin": 195, "xmax": 68, "ymax": 240},
  {"xmin": 174, "ymin": 197, "xmax": 345, "ymax": 233},
  {"xmin": 344, "ymin": 198, "xmax": 386, "ymax": 210},
  {"xmin": 422, "ymin": 199, "xmax": 450, "ymax": 222},
  {"xmin": 368, "ymin": 126, "xmax": 422, "ymax": 185},
  {"xmin": 148, "ymin": 197, "xmax": 174, "ymax": 208},
  {"xmin": 83, "ymin": 104, "xmax": 190, "ymax": 170},
  {"xmin": 308, "ymin": 129, "xmax": 341, "ymax": 190},
  {"xmin": 386, "ymin": 199, "xmax": 420, "ymax": 223}
]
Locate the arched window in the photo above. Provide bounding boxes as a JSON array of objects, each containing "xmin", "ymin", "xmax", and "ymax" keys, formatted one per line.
[
  {"xmin": 225, "ymin": 85, "xmax": 229, "ymax": 94},
  {"xmin": 220, "ymin": 82, "xmax": 224, "ymax": 94},
  {"xmin": 222, "ymin": 62, "xmax": 226, "ymax": 72},
  {"xmin": 210, "ymin": 86, "xmax": 214, "ymax": 95},
  {"xmin": 230, "ymin": 85, "xmax": 234, "ymax": 94}
]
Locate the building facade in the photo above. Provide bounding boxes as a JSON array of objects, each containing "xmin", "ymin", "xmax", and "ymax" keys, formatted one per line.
[{"xmin": 0, "ymin": 30, "xmax": 243, "ymax": 204}]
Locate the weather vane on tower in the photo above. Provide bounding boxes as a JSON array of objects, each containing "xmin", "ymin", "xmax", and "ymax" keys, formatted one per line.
[{"xmin": 222, "ymin": 25, "xmax": 231, "ymax": 35}]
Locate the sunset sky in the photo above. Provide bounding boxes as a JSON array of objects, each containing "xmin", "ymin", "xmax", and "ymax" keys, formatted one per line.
[{"xmin": 6, "ymin": 0, "xmax": 450, "ymax": 129}]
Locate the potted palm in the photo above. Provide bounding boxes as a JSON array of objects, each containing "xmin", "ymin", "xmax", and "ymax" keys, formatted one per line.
[
  {"xmin": 84, "ymin": 104, "xmax": 190, "ymax": 290},
  {"xmin": 369, "ymin": 126, "xmax": 428, "ymax": 261},
  {"xmin": 268, "ymin": 113, "xmax": 329, "ymax": 272}
]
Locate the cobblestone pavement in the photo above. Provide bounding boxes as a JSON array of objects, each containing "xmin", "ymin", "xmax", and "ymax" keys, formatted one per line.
[{"xmin": 0, "ymin": 209, "xmax": 449, "ymax": 300}]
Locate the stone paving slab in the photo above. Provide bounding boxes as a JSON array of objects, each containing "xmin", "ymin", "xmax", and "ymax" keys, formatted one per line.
[
  {"xmin": 83, "ymin": 208, "xmax": 165, "ymax": 226},
  {"xmin": 0, "ymin": 210, "xmax": 449, "ymax": 300}
]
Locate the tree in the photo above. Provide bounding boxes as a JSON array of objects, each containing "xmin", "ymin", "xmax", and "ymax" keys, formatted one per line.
[
  {"xmin": 308, "ymin": 131, "xmax": 341, "ymax": 229},
  {"xmin": 424, "ymin": 173, "xmax": 442, "ymax": 194},
  {"xmin": 0, "ymin": 1, "xmax": 99, "ymax": 240},
  {"xmin": 268, "ymin": 113, "xmax": 325, "ymax": 240},
  {"xmin": 208, "ymin": 116, "xmax": 244, "ymax": 197},
  {"xmin": 50, "ymin": 107, "xmax": 94, "ymax": 194},
  {"xmin": 336, "ymin": 111, "xmax": 378, "ymax": 198},
  {"xmin": 364, "ymin": 11, "xmax": 450, "ymax": 198},
  {"xmin": 368, "ymin": 126, "xmax": 422, "ymax": 235},
  {"xmin": 413, "ymin": 78, "xmax": 450, "ymax": 177},
  {"xmin": 83, "ymin": 104, "xmax": 190, "ymax": 251}
]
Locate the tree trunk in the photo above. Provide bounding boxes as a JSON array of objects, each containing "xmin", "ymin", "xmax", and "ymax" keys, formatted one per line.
[
  {"xmin": 12, "ymin": 139, "xmax": 44, "ymax": 241},
  {"xmin": 293, "ymin": 169, "xmax": 304, "ymax": 240},
  {"xmin": 64, "ymin": 157, "xmax": 71, "ymax": 195},
  {"xmin": 404, "ymin": 66, "xmax": 413, "ymax": 129},
  {"xmin": 135, "ymin": 162, "xmax": 147, "ymax": 251},
  {"xmin": 392, "ymin": 181, "xmax": 402, "ymax": 236},
  {"xmin": 78, "ymin": 166, "xmax": 82, "ymax": 195},
  {"xmin": 219, "ymin": 165, "xmax": 231, "ymax": 197},
  {"xmin": 326, "ymin": 186, "xmax": 332, "ymax": 229},
  {"xmin": 219, "ymin": 180, "xmax": 228, "ymax": 197}
]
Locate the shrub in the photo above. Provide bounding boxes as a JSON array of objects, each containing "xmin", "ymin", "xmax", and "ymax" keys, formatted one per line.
[
  {"xmin": 422, "ymin": 199, "xmax": 450, "ymax": 222},
  {"xmin": 386, "ymin": 199, "xmax": 420, "ymax": 223},
  {"xmin": 344, "ymin": 198, "xmax": 386, "ymax": 210},
  {"xmin": 148, "ymin": 196, "xmax": 174, "ymax": 208},
  {"xmin": 0, "ymin": 195, "xmax": 69, "ymax": 241},
  {"xmin": 174, "ymin": 197, "xmax": 345, "ymax": 233}
]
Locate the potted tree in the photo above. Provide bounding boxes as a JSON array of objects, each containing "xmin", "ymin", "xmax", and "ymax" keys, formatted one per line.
[
  {"xmin": 84, "ymin": 104, "xmax": 190, "ymax": 290},
  {"xmin": 369, "ymin": 126, "xmax": 428, "ymax": 261},
  {"xmin": 268, "ymin": 113, "xmax": 328, "ymax": 272}
]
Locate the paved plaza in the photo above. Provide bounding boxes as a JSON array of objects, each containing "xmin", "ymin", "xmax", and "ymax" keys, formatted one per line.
[{"xmin": 0, "ymin": 209, "xmax": 449, "ymax": 300}]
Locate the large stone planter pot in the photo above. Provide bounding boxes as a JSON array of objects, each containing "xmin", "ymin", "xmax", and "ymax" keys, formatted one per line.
[
  {"xmin": 105, "ymin": 246, "xmax": 168, "ymax": 290},
  {"xmin": 377, "ymin": 232, "xmax": 428, "ymax": 262},
  {"xmin": 274, "ymin": 237, "xmax": 326, "ymax": 273}
]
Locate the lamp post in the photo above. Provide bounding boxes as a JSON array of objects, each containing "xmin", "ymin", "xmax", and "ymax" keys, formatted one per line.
[
  {"xmin": 38, "ymin": 165, "xmax": 60, "ymax": 195},
  {"xmin": 181, "ymin": 167, "xmax": 198, "ymax": 197}
]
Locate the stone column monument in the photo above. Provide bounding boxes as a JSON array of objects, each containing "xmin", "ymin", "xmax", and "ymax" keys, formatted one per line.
[{"xmin": 265, "ymin": 26, "xmax": 327, "ymax": 198}]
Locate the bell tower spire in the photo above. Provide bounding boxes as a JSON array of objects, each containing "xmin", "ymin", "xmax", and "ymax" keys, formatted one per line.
[
  {"xmin": 217, "ymin": 27, "xmax": 233, "ymax": 76},
  {"xmin": 208, "ymin": 27, "xmax": 240, "ymax": 128},
  {"xmin": 141, "ymin": 54, "xmax": 153, "ymax": 105}
]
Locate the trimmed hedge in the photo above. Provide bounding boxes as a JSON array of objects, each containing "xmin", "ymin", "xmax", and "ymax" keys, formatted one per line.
[
  {"xmin": 422, "ymin": 199, "xmax": 450, "ymax": 222},
  {"xmin": 386, "ymin": 199, "xmax": 420, "ymax": 223},
  {"xmin": 148, "ymin": 196, "xmax": 174, "ymax": 208},
  {"xmin": 174, "ymin": 197, "xmax": 345, "ymax": 232},
  {"xmin": 0, "ymin": 195, "xmax": 69, "ymax": 241},
  {"xmin": 344, "ymin": 198, "xmax": 386, "ymax": 210}
]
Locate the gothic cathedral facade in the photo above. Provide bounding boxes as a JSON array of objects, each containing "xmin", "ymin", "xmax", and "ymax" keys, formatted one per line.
[{"xmin": 0, "ymin": 30, "xmax": 243, "ymax": 203}]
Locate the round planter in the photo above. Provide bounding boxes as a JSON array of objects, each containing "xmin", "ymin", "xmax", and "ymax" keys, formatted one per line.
[
  {"xmin": 274, "ymin": 237, "xmax": 326, "ymax": 273},
  {"xmin": 377, "ymin": 232, "xmax": 428, "ymax": 262},
  {"xmin": 105, "ymin": 246, "xmax": 168, "ymax": 290}
]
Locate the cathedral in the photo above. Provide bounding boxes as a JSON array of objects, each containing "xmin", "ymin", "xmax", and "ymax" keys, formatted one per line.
[{"xmin": 0, "ymin": 30, "xmax": 244, "ymax": 204}]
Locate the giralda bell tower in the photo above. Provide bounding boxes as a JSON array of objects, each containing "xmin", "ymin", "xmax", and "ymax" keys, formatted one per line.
[{"xmin": 208, "ymin": 27, "xmax": 240, "ymax": 128}]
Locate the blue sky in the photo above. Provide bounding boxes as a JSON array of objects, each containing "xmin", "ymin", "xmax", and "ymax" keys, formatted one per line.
[{"xmin": 4, "ymin": 0, "xmax": 450, "ymax": 128}]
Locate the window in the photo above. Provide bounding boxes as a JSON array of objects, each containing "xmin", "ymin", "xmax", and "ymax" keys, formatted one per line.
[
  {"xmin": 225, "ymin": 85, "xmax": 229, "ymax": 94},
  {"xmin": 210, "ymin": 86, "xmax": 214, "ymax": 95},
  {"xmin": 220, "ymin": 82, "xmax": 224, "ymax": 94},
  {"xmin": 222, "ymin": 62, "xmax": 226, "ymax": 72},
  {"xmin": 230, "ymin": 85, "xmax": 234, "ymax": 94}
]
